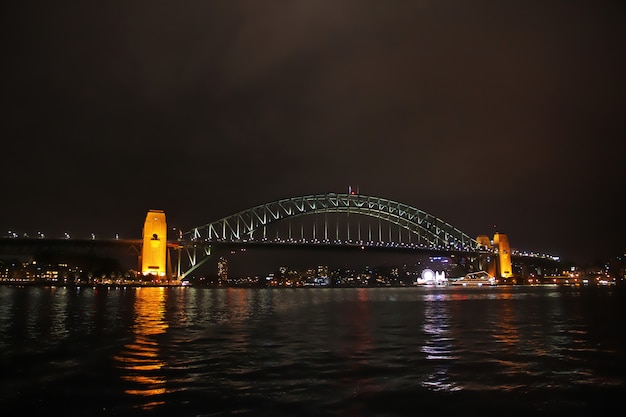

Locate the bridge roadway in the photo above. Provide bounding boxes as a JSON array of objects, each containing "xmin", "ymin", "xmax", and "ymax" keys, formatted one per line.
[
  {"xmin": 0, "ymin": 237, "xmax": 554, "ymax": 261},
  {"xmin": 0, "ymin": 235, "xmax": 558, "ymax": 264},
  {"xmin": 181, "ymin": 238, "xmax": 493, "ymax": 256},
  {"xmin": 0, "ymin": 237, "xmax": 143, "ymax": 254},
  {"xmin": 0, "ymin": 236, "xmax": 490, "ymax": 257}
]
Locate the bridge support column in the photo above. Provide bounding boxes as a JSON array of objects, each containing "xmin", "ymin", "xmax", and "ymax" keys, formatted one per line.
[
  {"xmin": 141, "ymin": 210, "xmax": 167, "ymax": 278},
  {"xmin": 493, "ymin": 233, "xmax": 513, "ymax": 280},
  {"xmin": 476, "ymin": 233, "xmax": 513, "ymax": 281},
  {"xmin": 475, "ymin": 253, "xmax": 497, "ymax": 277}
]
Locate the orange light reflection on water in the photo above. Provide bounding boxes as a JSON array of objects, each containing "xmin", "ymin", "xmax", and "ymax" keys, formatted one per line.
[{"xmin": 114, "ymin": 287, "xmax": 169, "ymax": 408}]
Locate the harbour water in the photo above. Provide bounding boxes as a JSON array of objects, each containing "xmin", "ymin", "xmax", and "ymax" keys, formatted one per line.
[{"xmin": 0, "ymin": 285, "xmax": 624, "ymax": 416}]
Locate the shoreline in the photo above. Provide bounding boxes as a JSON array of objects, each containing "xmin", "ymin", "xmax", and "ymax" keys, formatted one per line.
[{"xmin": 0, "ymin": 281, "xmax": 620, "ymax": 289}]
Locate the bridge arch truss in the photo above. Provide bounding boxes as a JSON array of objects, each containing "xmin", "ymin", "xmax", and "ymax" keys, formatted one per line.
[
  {"xmin": 184, "ymin": 193, "xmax": 479, "ymax": 250},
  {"xmin": 175, "ymin": 193, "xmax": 483, "ymax": 277}
]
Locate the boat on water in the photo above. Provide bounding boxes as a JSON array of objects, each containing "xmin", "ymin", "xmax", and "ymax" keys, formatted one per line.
[{"xmin": 448, "ymin": 271, "xmax": 497, "ymax": 286}]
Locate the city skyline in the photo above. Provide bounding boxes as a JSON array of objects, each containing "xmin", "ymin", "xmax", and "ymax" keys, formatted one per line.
[{"xmin": 2, "ymin": 1, "xmax": 625, "ymax": 266}]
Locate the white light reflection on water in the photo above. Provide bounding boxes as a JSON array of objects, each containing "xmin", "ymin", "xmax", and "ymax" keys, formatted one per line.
[{"xmin": 421, "ymin": 291, "xmax": 461, "ymax": 392}]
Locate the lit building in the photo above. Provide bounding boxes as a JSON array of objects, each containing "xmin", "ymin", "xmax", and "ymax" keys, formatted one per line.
[
  {"xmin": 317, "ymin": 265, "xmax": 329, "ymax": 278},
  {"xmin": 141, "ymin": 210, "xmax": 167, "ymax": 277},
  {"xmin": 217, "ymin": 257, "xmax": 228, "ymax": 281}
]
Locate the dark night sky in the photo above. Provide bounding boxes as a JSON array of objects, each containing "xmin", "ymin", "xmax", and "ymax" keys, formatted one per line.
[{"xmin": 1, "ymin": 1, "xmax": 625, "ymax": 268}]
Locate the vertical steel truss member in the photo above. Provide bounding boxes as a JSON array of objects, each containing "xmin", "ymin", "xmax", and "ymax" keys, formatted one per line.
[
  {"xmin": 177, "ymin": 243, "xmax": 211, "ymax": 278},
  {"xmin": 178, "ymin": 193, "xmax": 481, "ymax": 276}
]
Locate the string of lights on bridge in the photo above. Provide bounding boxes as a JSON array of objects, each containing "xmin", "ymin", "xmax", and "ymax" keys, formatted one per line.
[
  {"xmin": 3, "ymin": 230, "xmax": 560, "ymax": 262},
  {"xmin": 189, "ymin": 235, "xmax": 560, "ymax": 261},
  {"xmin": 5, "ymin": 230, "xmax": 120, "ymax": 241}
]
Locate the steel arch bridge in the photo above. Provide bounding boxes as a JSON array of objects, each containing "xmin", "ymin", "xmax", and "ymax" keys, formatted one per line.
[{"xmin": 175, "ymin": 193, "xmax": 484, "ymax": 277}]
